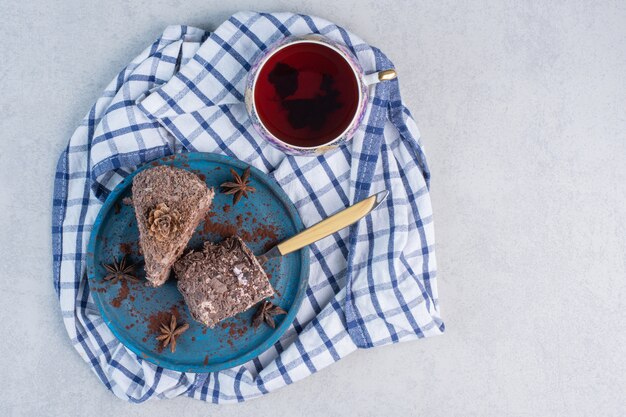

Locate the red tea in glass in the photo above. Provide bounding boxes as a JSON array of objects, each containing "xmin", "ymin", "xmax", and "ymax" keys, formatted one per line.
[{"xmin": 253, "ymin": 41, "xmax": 360, "ymax": 148}]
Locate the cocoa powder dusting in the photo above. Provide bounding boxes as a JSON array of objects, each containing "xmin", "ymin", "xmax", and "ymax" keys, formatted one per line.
[
  {"xmin": 202, "ymin": 216, "xmax": 278, "ymax": 243},
  {"xmin": 256, "ymin": 223, "xmax": 278, "ymax": 241},
  {"xmin": 129, "ymin": 306, "xmax": 141, "ymax": 318},
  {"xmin": 202, "ymin": 218, "xmax": 237, "ymax": 237},
  {"xmin": 146, "ymin": 305, "xmax": 183, "ymax": 353},
  {"xmin": 222, "ymin": 320, "xmax": 249, "ymax": 343},
  {"xmin": 233, "ymin": 325, "xmax": 247, "ymax": 338},
  {"xmin": 263, "ymin": 240, "xmax": 277, "ymax": 253},
  {"xmin": 223, "ymin": 204, "xmax": 231, "ymax": 213},
  {"xmin": 119, "ymin": 242, "xmax": 133, "ymax": 255},
  {"xmin": 111, "ymin": 280, "xmax": 130, "ymax": 308},
  {"xmin": 146, "ymin": 306, "xmax": 182, "ymax": 336}
]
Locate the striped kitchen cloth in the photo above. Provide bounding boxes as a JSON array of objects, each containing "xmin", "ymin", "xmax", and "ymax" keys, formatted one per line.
[{"xmin": 52, "ymin": 11, "xmax": 444, "ymax": 403}]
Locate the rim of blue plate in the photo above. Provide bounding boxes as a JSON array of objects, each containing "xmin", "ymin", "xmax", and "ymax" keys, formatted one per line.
[{"xmin": 85, "ymin": 152, "xmax": 310, "ymax": 373}]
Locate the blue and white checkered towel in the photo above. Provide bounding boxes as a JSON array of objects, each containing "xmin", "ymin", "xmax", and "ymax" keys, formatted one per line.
[{"xmin": 52, "ymin": 11, "xmax": 444, "ymax": 403}]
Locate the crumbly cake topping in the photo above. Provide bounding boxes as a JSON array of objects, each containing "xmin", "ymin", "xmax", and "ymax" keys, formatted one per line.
[
  {"xmin": 132, "ymin": 165, "xmax": 214, "ymax": 286},
  {"xmin": 173, "ymin": 236, "xmax": 274, "ymax": 328}
]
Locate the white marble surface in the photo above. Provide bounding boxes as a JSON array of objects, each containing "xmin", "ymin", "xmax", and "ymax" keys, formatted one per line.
[{"xmin": 1, "ymin": 1, "xmax": 624, "ymax": 416}]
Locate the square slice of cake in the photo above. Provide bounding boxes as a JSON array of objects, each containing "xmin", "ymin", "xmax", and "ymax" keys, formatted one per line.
[
  {"xmin": 133, "ymin": 165, "xmax": 214, "ymax": 286},
  {"xmin": 173, "ymin": 236, "xmax": 274, "ymax": 327}
]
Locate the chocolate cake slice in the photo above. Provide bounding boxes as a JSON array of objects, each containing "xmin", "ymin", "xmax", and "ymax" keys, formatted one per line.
[
  {"xmin": 132, "ymin": 165, "xmax": 214, "ymax": 286},
  {"xmin": 173, "ymin": 237, "xmax": 274, "ymax": 327}
]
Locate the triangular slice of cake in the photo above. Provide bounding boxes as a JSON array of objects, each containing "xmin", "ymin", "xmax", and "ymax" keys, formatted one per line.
[
  {"xmin": 173, "ymin": 237, "xmax": 274, "ymax": 327},
  {"xmin": 132, "ymin": 165, "xmax": 214, "ymax": 286}
]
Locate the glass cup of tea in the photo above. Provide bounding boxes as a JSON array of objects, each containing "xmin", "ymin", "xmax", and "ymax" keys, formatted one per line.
[{"xmin": 245, "ymin": 35, "xmax": 396, "ymax": 155}]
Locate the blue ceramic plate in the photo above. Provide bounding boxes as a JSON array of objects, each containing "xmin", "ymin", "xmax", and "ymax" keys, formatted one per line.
[{"xmin": 86, "ymin": 153, "xmax": 309, "ymax": 372}]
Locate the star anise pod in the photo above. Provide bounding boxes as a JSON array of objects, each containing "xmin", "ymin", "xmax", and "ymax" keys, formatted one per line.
[
  {"xmin": 220, "ymin": 167, "xmax": 256, "ymax": 205},
  {"xmin": 102, "ymin": 255, "xmax": 139, "ymax": 284},
  {"xmin": 156, "ymin": 314, "xmax": 189, "ymax": 353},
  {"xmin": 252, "ymin": 300, "xmax": 287, "ymax": 329}
]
